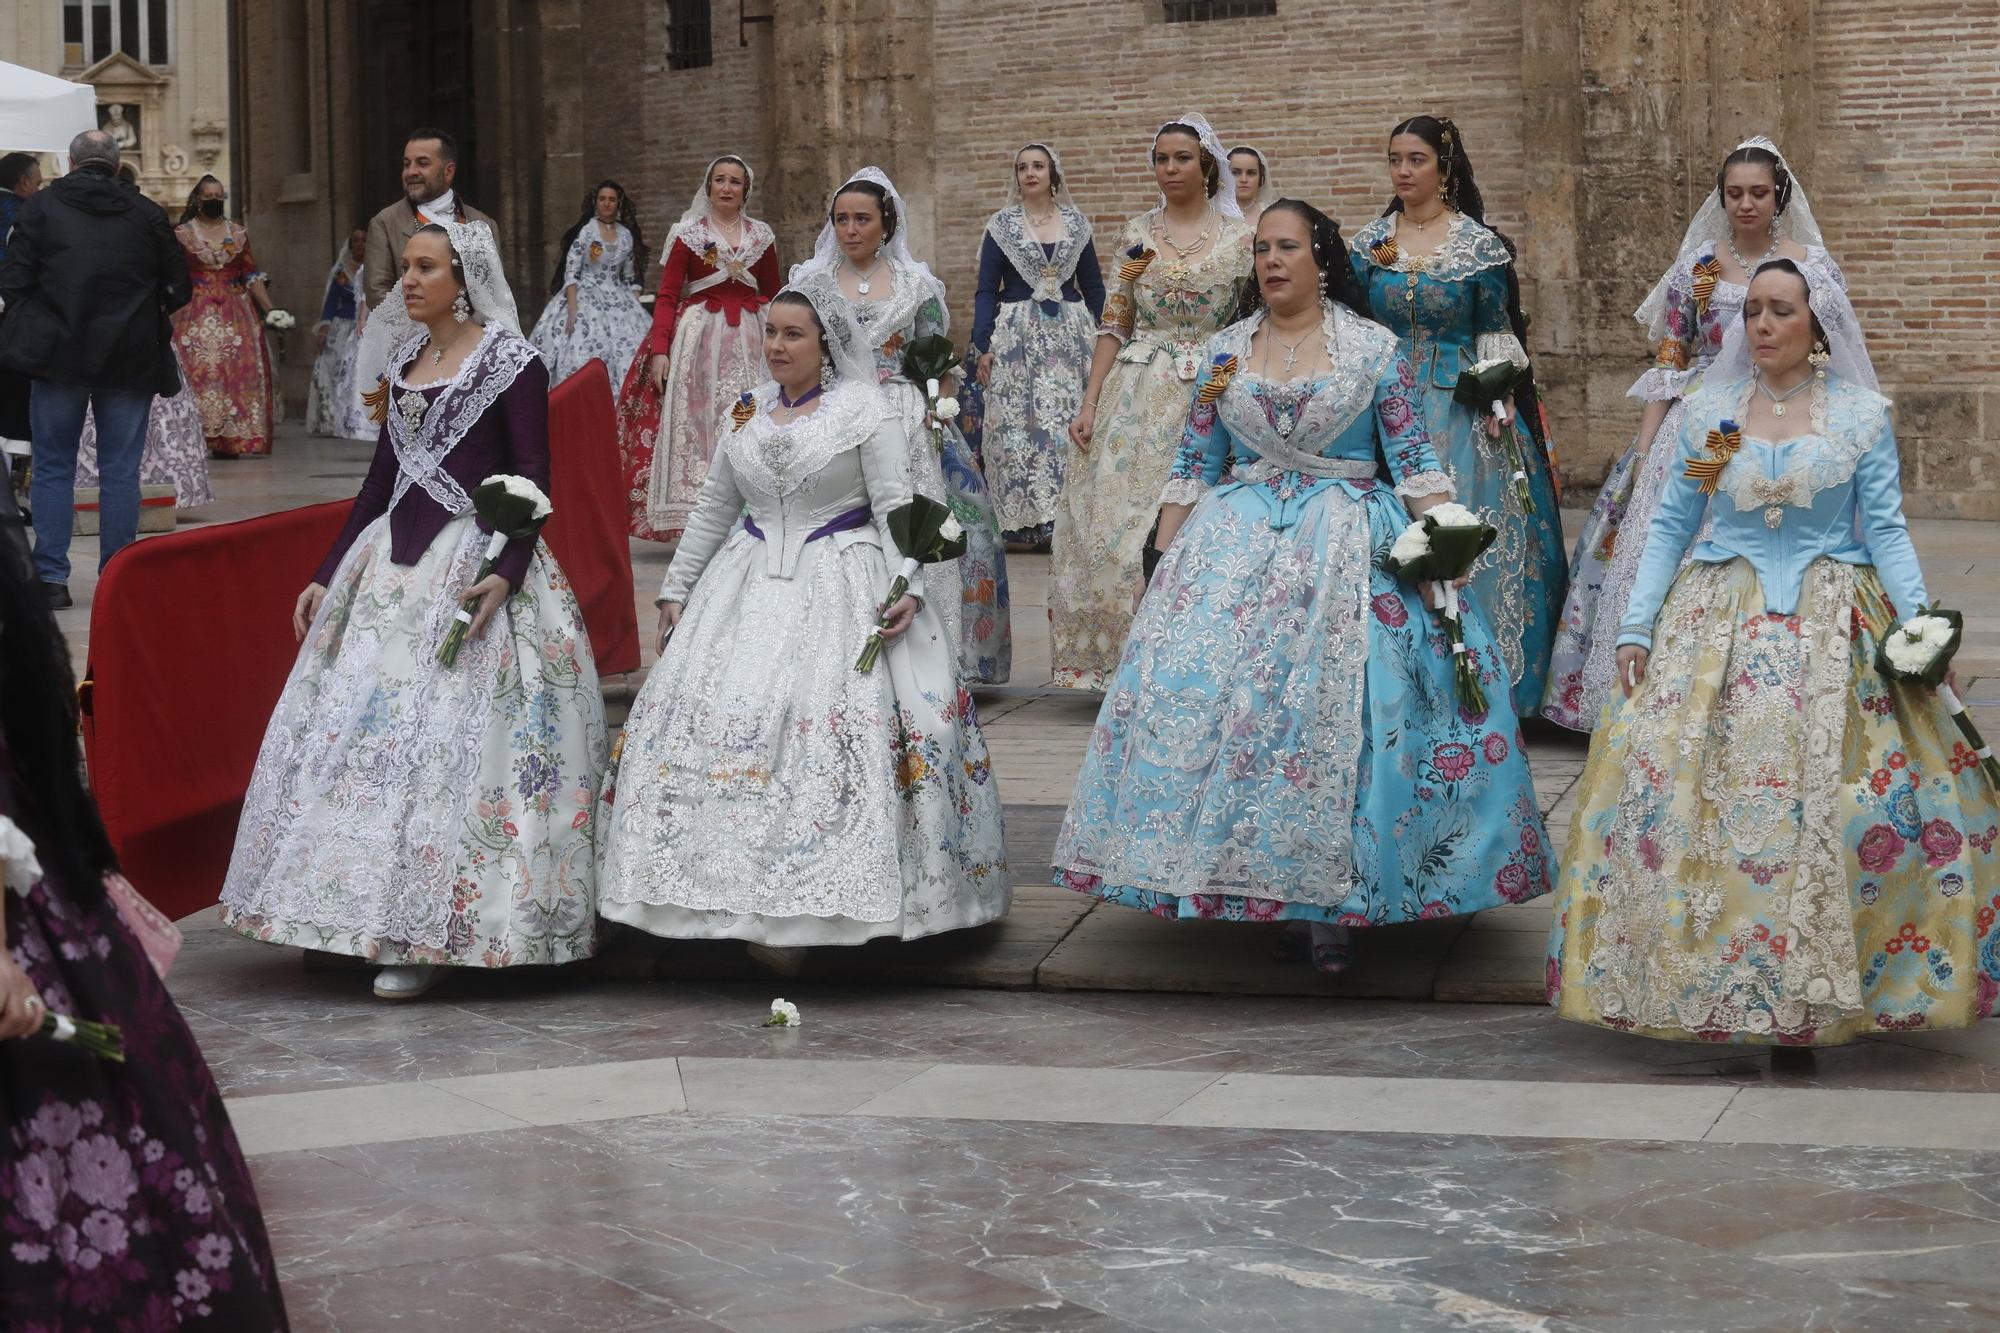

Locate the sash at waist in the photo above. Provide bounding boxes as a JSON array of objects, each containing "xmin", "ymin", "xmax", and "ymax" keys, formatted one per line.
[
  {"xmin": 743, "ymin": 504, "xmax": 872, "ymax": 545},
  {"xmin": 1238, "ymin": 455, "xmax": 1378, "ymax": 481}
]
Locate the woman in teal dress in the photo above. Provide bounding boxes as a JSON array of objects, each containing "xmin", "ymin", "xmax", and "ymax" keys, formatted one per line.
[
  {"xmin": 1053, "ymin": 201, "xmax": 1552, "ymax": 973},
  {"xmin": 1350, "ymin": 116, "xmax": 1566, "ymax": 714}
]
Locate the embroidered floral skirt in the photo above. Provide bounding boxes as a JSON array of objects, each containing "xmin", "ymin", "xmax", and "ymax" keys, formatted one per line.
[
  {"xmin": 528, "ymin": 283, "xmax": 651, "ymax": 389},
  {"xmin": 220, "ymin": 516, "xmax": 607, "ymax": 967},
  {"xmin": 3, "ymin": 877, "xmax": 289, "ymax": 1328},
  {"xmin": 1054, "ymin": 473, "xmax": 1552, "ymax": 925},
  {"xmin": 1549, "ymin": 557, "xmax": 2000, "ymax": 1045},
  {"xmin": 981, "ymin": 299, "xmax": 1094, "ymax": 541},
  {"xmin": 618, "ymin": 303, "xmax": 767, "ymax": 543},
  {"xmin": 171, "ymin": 283, "xmax": 275, "ymax": 457},
  {"xmin": 305, "ymin": 316, "xmax": 374, "ymax": 442},
  {"xmin": 77, "ymin": 349, "xmax": 214, "ymax": 508},
  {"xmin": 1542, "ymin": 398, "xmax": 1690, "ymax": 732},
  {"xmin": 595, "ymin": 527, "xmax": 1008, "ymax": 944}
]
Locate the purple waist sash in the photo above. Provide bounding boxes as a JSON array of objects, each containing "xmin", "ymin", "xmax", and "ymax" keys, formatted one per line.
[{"xmin": 743, "ymin": 504, "xmax": 872, "ymax": 545}]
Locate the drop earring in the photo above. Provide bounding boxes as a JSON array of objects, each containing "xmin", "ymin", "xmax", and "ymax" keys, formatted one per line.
[
  {"xmin": 820, "ymin": 356, "xmax": 833, "ymax": 388},
  {"xmin": 452, "ymin": 289, "xmax": 471, "ymax": 323},
  {"xmin": 1810, "ymin": 340, "xmax": 1830, "ymax": 378}
]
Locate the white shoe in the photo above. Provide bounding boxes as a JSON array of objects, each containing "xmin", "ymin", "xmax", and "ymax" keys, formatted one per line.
[
  {"xmin": 372, "ymin": 964, "xmax": 438, "ymax": 1000},
  {"xmin": 746, "ymin": 944, "xmax": 806, "ymax": 978}
]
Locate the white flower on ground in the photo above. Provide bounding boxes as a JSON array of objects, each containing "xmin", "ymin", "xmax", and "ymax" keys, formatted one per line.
[
  {"xmin": 491, "ymin": 474, "xmax": 554, "ymax": 519},
  {"xmin": 934, "ymin": 396, "xmax": 960, "ymax": 420},
  {"xmin": 766, "ymin": 999, "xmax": 801, "ymax": 1028},
  {"xmin": 0, "ymin": 814, "xmax": 42, "ymax": 894},
  {"xmin": 1423, "ymin": 501, "xmax": 1483, "ymax": 529},
  {"xmin": 1388, "ymin": 521, "xmax": 1431, "ymax": 567},
  {"xmin": 938, "ymin": 515, "xmax": 964, "ymax": 543}
]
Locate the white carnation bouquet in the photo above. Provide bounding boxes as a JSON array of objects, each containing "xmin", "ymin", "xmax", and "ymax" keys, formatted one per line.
[
  {"xmin": 264, "ymin": 308, "xmax": 296, "ymax": 331},
  {"xmin": 437, "ymin": 474, "xmax": 555, "ymax": 667},
  {"xmin": 855, "ymin": 495, "xmax": 967, "ymax": 673},
  {"xmin": 1877, "ymin": 604, "xmax": 1999, "ymax": 787},
  {"xmin": 1385, "ymin": 502, "xmax": 1499, "ymax": 717}
]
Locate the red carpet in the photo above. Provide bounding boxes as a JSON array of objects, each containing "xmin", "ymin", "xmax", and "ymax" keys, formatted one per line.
[{"xmin": 82, "ymin": 364, "xmax": 637, "ymax": 920}]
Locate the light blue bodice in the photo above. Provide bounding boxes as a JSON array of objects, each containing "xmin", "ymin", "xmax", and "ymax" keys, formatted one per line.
[{"xmin": 1617, "ymin": 375, "xmax": 1926, "ymax": 649}]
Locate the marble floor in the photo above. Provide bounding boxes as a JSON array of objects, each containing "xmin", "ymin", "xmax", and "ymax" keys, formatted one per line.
[{"xmin": 43, "ymin": 426, "xmax": 2000, "ymax": 1329}]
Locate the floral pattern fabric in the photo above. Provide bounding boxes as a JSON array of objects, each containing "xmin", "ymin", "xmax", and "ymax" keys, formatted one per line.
[
  {"xmin": 1048, "ymin": 209, "xmax": 1252, "ymax": 691},
  {"xmin": 1351, "ymin": 215, "xmax": 1566, "ymax": 715},
  {"xmin": 305, "ymin": 258, "xmax": 375, "ymax": 442},
  {"xmin": 528, "ymin": 223, "xmax": 653, "ymax": 387},
  {"xmin": 1549, "ymin": 558, "xmax": 2000, "ymax": 1044},
  {"xmin": 220, "ymin": 515, "xmax": 607, "ymax": 966},
  {"xmin": 4, "ymin": 873, "xmax": 288, "ymax": 1328},
  {"xmin": 170, "ymin": 223, "xmax": 276, "ymax": 457},
  {"xmin": 76, "ymin": 346, "xmax": 213, "ymax": 509},
  {"xmin": 1055, "ymin": 311, "xmax": 1551, "ymax": 925}
]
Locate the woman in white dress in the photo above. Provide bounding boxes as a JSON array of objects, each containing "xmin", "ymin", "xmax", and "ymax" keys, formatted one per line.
[
  {"xmin": 529, "ymin": 180, "xmax": 653, "ymax": 386},
  {"xmin": 595, "ymin": 284, "xmax": 1008, "ymax": 965},
  {"xmin": 220, "ymin": 220, "xmax": 607, "ymax": 1000},
  {"xmin": 787, "ymin": 168, "xmax": 1012, "ymax": 684},
  {"xmin": 305, "ymin": 227, "xmax": 375, "ymax": 441}
]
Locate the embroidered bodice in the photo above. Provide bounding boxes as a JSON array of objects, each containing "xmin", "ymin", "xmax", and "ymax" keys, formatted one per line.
[
  {"xmin": 661, "ymin": 379, "xmax": 913, "ymax": 603},
  {"xmin": 970, "ymin": 209, "xmax": 1107, "ymax": 352},
  {"xmin": 1101, "ymin": 209, "xmax": 1253, "ymax": 382},
  {"xmin": 1617, "ymin": 375, "xmax": 1923, "ymax": 647},
  {"xmin": 1350, "ymin": 215, "xmax": 1525, "ymax": 389},
  {"xmin": 1629, "ymin": 245, "xmax": 1841, "ymax": 403},
  {"xmin": 1162, "ymin": 305, "xmax": 1449, "ymax": 527},
  {"xmin": 646, "ymin": 217, "xmax": 781, "ymax": 355},
  {"xmin": 845, "ymin": 262, "xmax": 950, "ymax": 385},
  {"xmin": 563, "ymin": 222, "xmax": 638, "ymax": 292}
]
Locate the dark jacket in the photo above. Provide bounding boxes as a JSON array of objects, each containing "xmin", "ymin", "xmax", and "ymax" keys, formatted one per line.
[{"xmin": 0, "ymin": 165, "xmax": 191, "ymax": 395}]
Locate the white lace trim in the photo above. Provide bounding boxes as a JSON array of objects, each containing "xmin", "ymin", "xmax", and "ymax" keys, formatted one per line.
[
  {"xmin": 1474, "ymin": 331, "xmax": 1529, "ymax": 372},
  {"xmin": 726, "ymin": 379, "xmax": 885, "ymax": 500},
  {"xmin": 1160, "ymin": 477, "xmax": 1209, "ymax": 507},
  {"xmin": 986, "ymin": 205, "xmax": 1092, "ymax": 302},
  {"xmin": 1394, "ymin": 470, "xmax": 1455, "ymax": 500},
  {"xmin": 1353, "ymin": 214, "xmax": 1513, "ymax": 282},
  {"xmin": 1211, "ymin": 304, "xmax": 1398, "ymax": 466},
  {"xmin": 386, "ymin": 325, "xmax": 541, "ymax": 516}
]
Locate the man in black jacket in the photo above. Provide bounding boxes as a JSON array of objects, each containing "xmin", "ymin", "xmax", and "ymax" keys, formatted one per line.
[{"xmin": 0, "ymin": 130, "xmax": 190, "ymax": 607}]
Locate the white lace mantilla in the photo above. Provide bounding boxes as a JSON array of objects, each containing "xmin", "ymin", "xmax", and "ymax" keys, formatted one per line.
[
  {"xmin": 985, "ymin": 204, "xmax": 1092, "ymax": 302},
  {"xmin": 385, "ymin": 324, "xmax": 540, "ymax": 515},
  {"xmin": 673, "ymin": 215, "xmax": 775, "ymax": 285}
]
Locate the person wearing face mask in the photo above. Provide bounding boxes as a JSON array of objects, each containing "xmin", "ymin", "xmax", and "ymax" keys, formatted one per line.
[
  {"xmin": 170, "ymin": 174, "xmax": 277, "ymax": 457},
  {"xmin": 1544, "ymin": 136, "xmax": 1859, "ymax": 732},
  {"xmin": 220, "ymin": 221, "xmax": 606, "ymax": 1003},
  {"xmin": 355, "ymin": 129, "xmax": 496, "ymax": 425},
  {"xmin": 1051, "ymin": 114, "xmax": 1252, "ymax": 692},
  {"xmin": 1548, "ymin": 259, "xmax": 2000, "ymax": 1057},
  {"xmin": 594, "ymin": 284, "xmax": 1007, "ymax": 966},
  {"xmin": 787, "ymin": 167, "xmax": 1012, "ymax": 684},
  {"xmin": 1055, "ymin": 201, "xmax": 1550, "ymax": 974},
  {"xmin": 617, "ymin": 155, "xmax": 780, "ymax": 542}
]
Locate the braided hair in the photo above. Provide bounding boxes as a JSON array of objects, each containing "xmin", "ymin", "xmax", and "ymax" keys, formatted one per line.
[
  {"xmin": 548, "ymin": 179, "xmax": 647, "ymax": 296},
  {"xmin": 1232, "ymin": 199, "xmax": 1373, "ymax": 323},
  {"xmin": 1717, "ymin": 144, "xmax": 1794, "ymax": 216}
]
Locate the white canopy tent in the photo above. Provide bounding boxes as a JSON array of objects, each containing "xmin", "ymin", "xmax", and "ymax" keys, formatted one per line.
[{"xmin": 0, "ymin": 59, "xmax": 97, "ymax": 156}]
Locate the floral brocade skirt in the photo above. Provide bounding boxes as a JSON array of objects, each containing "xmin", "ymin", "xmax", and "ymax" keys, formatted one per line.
[
  {"xmin": 1054, "ymin": 473, "xmax": 1553, "ymax": 926},
  {"xmin": 1549, "ymin": 557, "xmax": 2000, "ymax": 1045},
  {"xmin": 220, "ymin": 515, "xmax": 607, "ymax": 967},
  {"xmin": 77, "ymin": 348, "xmax": 214, "ymax": 508}
]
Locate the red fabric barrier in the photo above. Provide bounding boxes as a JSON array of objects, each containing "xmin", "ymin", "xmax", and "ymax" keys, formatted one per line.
[
  {"xmin": 544, "ymin": 359, "xmax": 640, "ymax": 677},
  {"xmin": 83, "ymin": 361, "xmax": 640, "ymax": 919},
  {"xmin": 81, "ymin": 499, "xmax": 355, "ymax": 921}
]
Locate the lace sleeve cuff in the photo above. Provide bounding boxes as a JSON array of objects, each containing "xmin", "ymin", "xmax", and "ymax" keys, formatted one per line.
[
  {"xmin": 1394, "ymin": 470, "xmax": 1455, "ymax": 501},
  {"xmin": 1159, "ymin": 478, "xmax": 1208, "ymax": 507},
  {"xmin": 1626, "ymin": 365, "xmax": 1696, "ymax": 402},
  {"xmin": 1474, "ymin": 331, "xmax": 1528, "ymax": 372}
]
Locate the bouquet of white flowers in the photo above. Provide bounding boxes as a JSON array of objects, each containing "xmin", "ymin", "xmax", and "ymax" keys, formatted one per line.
[
  {"xmin": 856, "ymin": 495, "xmax": 967, "ymax": 673},
  {"xmin": 1877, "ymin": 605, "xmax": 1999, "ymax": 788},
  {"xmin": 437, "ymin": 474, "xmax": 554, "ymax": 667},
  {"xmin": 264, "ymin": 308, "xmax": 296, "ymax": 331},
  {"xmin": 1453, "ymin": 356, "xmax": 1533, "ymax": 509},
  {"xmin": 1385, "ymin": 502, "xmax": 1499, "ymax": 718}
]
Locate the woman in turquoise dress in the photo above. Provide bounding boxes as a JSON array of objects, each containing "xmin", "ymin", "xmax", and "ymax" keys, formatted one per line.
[
  {"xmin": 1054, "ymin": 201, "xmax": 1552, "ymax": 973},
  {"xmin": 1550, "ymin": 260, "xmax": 2000, "ymax": 1052},
  {"xmin": 1350, "ymin": 116, "xmax": 1565, "ymax": 714}
]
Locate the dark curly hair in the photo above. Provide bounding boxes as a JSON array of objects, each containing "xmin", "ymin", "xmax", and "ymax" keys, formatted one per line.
[
  {"xmin": 1155, "ymin": 122, "xmax": 1222, "ymax": 200},
  {"xmin": 1232, "ymin": 199, "xmax": 1373, "ymax": 323},
  {"xmin": 1717, "ymin": 144, "xmax": 1794, "ymax": 216},
  {"xmin": 831, "ymin": 179, "xmax": 899, "ymax": 242},
  {"xmin": 548, "ymin": 179, "xmax": 647, "ymax": 296}
]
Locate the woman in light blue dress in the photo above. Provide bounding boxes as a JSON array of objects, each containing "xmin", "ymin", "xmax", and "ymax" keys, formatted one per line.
[
  {"xmin": 1054, "ymin": 201, "xmax": 1552, "ymax": 973},
  {"xmin": 1350, "ymin": 115, "xmax": 1566, "ymax": 715}
]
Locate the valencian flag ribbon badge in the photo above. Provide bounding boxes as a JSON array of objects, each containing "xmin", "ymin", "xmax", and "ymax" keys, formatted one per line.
[{"xmin": 1684, "ymin": 418, "xmax": 1743, "ymax": 495}]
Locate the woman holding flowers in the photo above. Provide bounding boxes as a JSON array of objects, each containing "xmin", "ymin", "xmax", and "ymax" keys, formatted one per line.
[
  {"xmin": 787, "ymin": 167, "xmax": 1011, "ymax": 683},
  {"xmin": 220, "ymin": 221, "xmax": 607, "ymax": 1002},
  {"xmin": 1543, "ymin": 136, "xmax": 1859, "ymax": 731},
  {"xmin": 1351, "ymin": 116, "xmax": 1564, "ymax": 715},
  {"xmin": 967, "ymin": 142, "xmax": 1105, "ymax": 550},
  {"xmin": 1053, "ymin": 201, "xmax": 1551, "ymax": 974},
  {"xmin": 618, "ymin": 157, "xmax": 780, "ymax": 541},
  {"xmin": 1051, "ymin": 114, "xmax": 1253, "ymax": 691},
  {"xmin": 595, "ymin": 285, "xmax": 1007, "ymax": 964},
  {"xmin": 1548, "ymin": 259, "xmax": 2000, "ymax": 1050}
]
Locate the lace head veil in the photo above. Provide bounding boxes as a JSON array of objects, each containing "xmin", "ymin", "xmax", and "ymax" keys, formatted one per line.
[
  {"xmin": 791, "ymin": 165, "xmax": 945, "ymax": 303},
  {"xmin": 1635, "ymin": 134, "xmax": 1827, "ymax": 339},
  {"xmin": 778, "ymin": 280, "xmax": 876, "ymax": 385},
  {"xmin": 1709, "ymin": 256, "xmax": 1877, "ymax": 391},
  {"xmin": 1153, "ymin": 113, "xmax": 1242, "ymax": 221},
  {"xmin": 1004, "ymin": 142, "xmax": 1077, "ymax": 210},
  {"xmin": 433, "ymin": 218, "xmax": 522, "ymax": 335},
  {"xmin": 1228, "ymin": 144, "xmax": 1278, "ymax": 214},
  {"xmin": 669, "ymin": 154, "xmax": 755, "ymax": 250}
]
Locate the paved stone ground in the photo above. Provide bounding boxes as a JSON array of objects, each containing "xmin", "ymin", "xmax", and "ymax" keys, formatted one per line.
[{"xmin": 42, "ymin": 422, "xmax": 2000, "ymax": 1331}]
